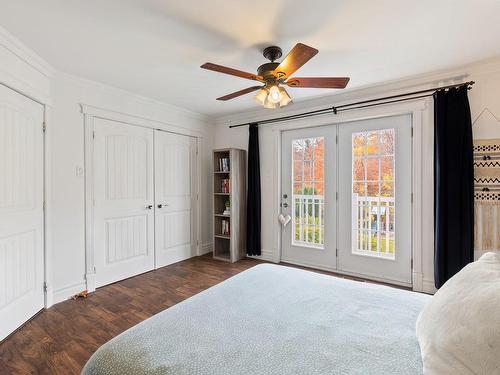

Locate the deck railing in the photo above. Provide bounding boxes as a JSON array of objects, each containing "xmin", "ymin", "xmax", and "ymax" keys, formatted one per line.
[
  {"xmin": 292, "ymin": 193, "xmax": 395, "ymax": 258},
  {"xmin": 293, "ymin": 194, "xmax": 324, "ymax": 248},
  {"xmin": 352, "ymin": 194, "xmax": 395, "ymax": 258}
]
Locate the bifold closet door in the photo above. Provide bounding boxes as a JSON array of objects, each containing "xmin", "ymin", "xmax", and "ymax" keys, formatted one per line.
[
  {"xmin": 93, "ymin": 119, "xmax": 155, "ymax": 288},
  {"xmin": 154, "ymin": 130, "xmax": 196, "ymax": 268},
  {"xmin": 0, "ymin": 84, "xmax": 44, "ymax": 340}
]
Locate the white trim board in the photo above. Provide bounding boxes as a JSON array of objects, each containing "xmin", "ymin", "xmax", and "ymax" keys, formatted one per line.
[
  {"xmin": 200, "ymin": 242, "xmax": 214, "ymax": 255},
  {"xmin": 82, "ymin": 104, "xmax": 203, "ymax": 292},
  {"xmin": 81, "ymin": 104, "xmax": 206, "ymax": 139}
]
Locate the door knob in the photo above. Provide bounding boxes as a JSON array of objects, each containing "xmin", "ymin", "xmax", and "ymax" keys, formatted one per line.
[
  {"xmin": 146, "ymin": 205, "xmax": 153, "ymax": 210},
  {"xmin": 157, "ymin": 204, "xmax": 163, "ymax": 208},
  {"xmin": 282, "ymin": 202, "xmax": 288, "ymax": 208}
]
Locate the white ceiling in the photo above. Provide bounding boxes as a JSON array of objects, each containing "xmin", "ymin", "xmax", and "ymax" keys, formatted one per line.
[{"xmin": 1, "ymin": 0, "xmax": 500, "ymax": 116}]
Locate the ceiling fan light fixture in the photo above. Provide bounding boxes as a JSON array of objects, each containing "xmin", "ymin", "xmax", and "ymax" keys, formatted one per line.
[
  {"xmin": 254, "ymin": 87, "xmax": 268, "ymax": 105},
  {"xmin": 263, "ymin": 94, "xmax": 279, "ymax": 109},
  {"xmin": 279, "ymin": 87, "xmax": 292, "ymax": 107},
  {"xmin": 268, "ymin": 84, "xmax": 282, "ymax": 104}
]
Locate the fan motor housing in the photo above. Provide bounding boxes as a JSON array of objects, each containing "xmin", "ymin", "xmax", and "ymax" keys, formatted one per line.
[{"xmin": 257, "ymin": 62, "xmax": 280, "ymax": 81}]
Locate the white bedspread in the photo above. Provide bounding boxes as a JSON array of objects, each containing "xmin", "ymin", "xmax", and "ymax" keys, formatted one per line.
[{"xmin": 83, "ymin": 264, "xmax": 430, "ymax": 375}]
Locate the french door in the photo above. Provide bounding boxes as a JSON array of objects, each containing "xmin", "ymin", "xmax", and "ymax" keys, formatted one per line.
[
  {"xmin": 338, "ymin": 115, "xmax": 412, "ymax": 285},
  {"xmin": 0, "ymin": 84, "xmax": 45, "ymax": 340},
  {"xmin": 281, "ymin": 126, "xmax": 337, "ymax": 270},
  {"xmin": 154, "ymin": 131, "xmax": 197, "ymax": 268},
  {"xmin": 281, "ymin": 114, "xmax": 412, "ymax": 285}
]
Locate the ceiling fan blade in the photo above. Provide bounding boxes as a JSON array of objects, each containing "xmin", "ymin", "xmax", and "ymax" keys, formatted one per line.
[
  {"xmin": 285, "ymin": 77, "xmax": 350, "ymax": 88},
  {"xmin": 273, "ymin": 43, "xmax": 318, "ymax": 79},
  {"xmin": 216, "ymin": 86, "xmax": 263, "ymax": 101},
  {"xmin": 201, "ymin": 63, "xmax": 263, "ymax": 81}
]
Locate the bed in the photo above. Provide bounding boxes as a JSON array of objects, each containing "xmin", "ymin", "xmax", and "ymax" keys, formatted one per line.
[{"xmin": 82, "ymin": 263, "xmax": 430, "ymax": 375}]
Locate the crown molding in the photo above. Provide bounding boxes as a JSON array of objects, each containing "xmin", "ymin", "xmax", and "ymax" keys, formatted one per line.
[
  {"xmin": 59, "ymin": 72, "xmax": 213, "ymax": 126},
  {"xmin": 0, "ymin": 25, "xmax": 55, "ymax": 78}
]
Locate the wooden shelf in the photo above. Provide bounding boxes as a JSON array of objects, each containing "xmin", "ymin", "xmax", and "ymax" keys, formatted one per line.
[{"xmin": 213, "ymin": 148, "xmax": 246, "ymax": 263}]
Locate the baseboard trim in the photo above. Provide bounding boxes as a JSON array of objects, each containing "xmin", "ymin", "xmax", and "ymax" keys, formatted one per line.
[
  {"xmin": 52, "ymin": 281, "xmax": 87, "ymax": 305},
  {"xmin": 422, "ymin": 279, "xmax": 437, "ymax": 294},
  {"xmin": 247, "ymin": 249, "xmax": 275, "ymax": 262},
  {"xmin": 200, "ymin": 242, "xmax": 213, "ymax": 255}
]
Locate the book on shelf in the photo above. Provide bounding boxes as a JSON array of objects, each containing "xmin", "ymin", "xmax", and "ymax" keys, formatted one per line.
[
  {"xmin": 218, "ymin": 157, "xmax": 230, "ymax": 172},
  {"xmin": 221, "ymin": 219, "xmax": 230, "ymax": 236},
  {"xmin": 221, "ymin": 178, "xmax": 230, "ymax": 194}
]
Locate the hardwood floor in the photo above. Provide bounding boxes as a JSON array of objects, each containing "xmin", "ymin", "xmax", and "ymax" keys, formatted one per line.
[
  {"xmin": 0, "ymin": 254, "xmax": 403, "ymax": 374},
  {"xmin": 0, "ymin": 255, "xmax": 262, "ymax": 375}
]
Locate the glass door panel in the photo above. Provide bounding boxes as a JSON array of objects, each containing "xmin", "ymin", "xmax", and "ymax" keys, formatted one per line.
[
  {"xmin": 292, "ymin": 137, "xmax": 325, "ymax": 249},
  {"xmin": 338, "ymin": 115, "xmax": 412, "ymax": 286},
  {"xmin": 281, "ymin": 126, "xmax": 336, "ymax": 270}
]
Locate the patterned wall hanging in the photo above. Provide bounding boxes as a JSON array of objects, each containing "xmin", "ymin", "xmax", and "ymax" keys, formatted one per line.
[{"xmin": 473, "ymin": 138, "xmax": 500, "ymax": 255}]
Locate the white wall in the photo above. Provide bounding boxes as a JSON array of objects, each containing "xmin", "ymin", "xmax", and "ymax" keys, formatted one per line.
[
  {"xmin": 214, "ymin": 57, "xmax": 500, "ymax": 293},
  {"xmin": 0, "ymin": 26, "xmax": 215, "ymax": 306},
  {"xmin": 48, "ymin": 73, "xmax": 215, "ymax": 303}
]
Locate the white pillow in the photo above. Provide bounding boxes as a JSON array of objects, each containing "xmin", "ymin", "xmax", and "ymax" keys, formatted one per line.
[{"xmin": 416, "ymin": 252, "xmax": 500, "ymax": 374}]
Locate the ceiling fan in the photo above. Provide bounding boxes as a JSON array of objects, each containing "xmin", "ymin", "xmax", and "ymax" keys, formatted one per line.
[{"xmin": 201, "ymin": 43, "xmax": 350, "ymax": 109}]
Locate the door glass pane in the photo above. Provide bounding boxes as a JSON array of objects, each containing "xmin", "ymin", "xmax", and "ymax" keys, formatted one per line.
[
  {"xmin": 351, "ymin": 129, "xmax": 395, "ymax": 259},
  {"xmin": 292, "ymin": 137, "xmax": 324, "ymax": 249}
]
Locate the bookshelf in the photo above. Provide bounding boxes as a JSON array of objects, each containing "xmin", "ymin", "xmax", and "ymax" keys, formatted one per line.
[{"xmin": 213, "ymin": 148, "xmax": 246, "ymax": 263}]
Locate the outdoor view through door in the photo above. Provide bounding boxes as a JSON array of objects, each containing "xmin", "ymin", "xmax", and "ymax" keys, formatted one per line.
[
  {"xmin": 352, "ymin": 129, "xmax": 395, "ymax": 259},
  {"xmin": 292, "ymin": 137, "xmax": 324, "ymax": 248}
]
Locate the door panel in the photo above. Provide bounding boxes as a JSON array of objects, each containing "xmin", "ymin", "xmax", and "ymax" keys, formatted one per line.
[
  {"xmin": 281, "ymin": 126, "xmax": 337, "ymax": 270},
  {"xmin": 338, "ymin": 115, "xmax": 412, "ymax": 285},
  {"xmin": 94, "ymin": 119, "xmax": 154, "ymax": 287},
  {"xmin": 0, "ymin": 84, "xmax": 44, "ymax": 340},
  {"xmin": 155, "ymin": 131, "xmax": 196, "ymax": 268}
]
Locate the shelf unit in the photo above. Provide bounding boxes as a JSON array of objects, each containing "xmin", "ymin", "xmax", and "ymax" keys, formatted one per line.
[{"xmin": 213, "ymin": 148, "xmax": 246, "ymax": 263}]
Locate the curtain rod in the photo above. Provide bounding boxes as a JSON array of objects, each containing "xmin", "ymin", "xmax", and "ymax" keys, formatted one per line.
[{"xmin": 228, "ymin": 81, "xmax": 475, "ymax": 128}]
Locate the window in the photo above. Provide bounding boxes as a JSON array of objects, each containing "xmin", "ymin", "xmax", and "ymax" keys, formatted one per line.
[
  {"xmin": 351, "ymin": 129, "xmax": 395, "ymax": 259},
  {"xmin": 292, "ymin": 137, "xmax": 325, "ymax": 248}
]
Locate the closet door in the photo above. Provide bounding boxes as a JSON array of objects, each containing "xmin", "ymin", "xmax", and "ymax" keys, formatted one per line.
[
  {"xmin": 93, "ymin": 119, "xmax": 154, "ymax": 287},
  {"xmin": 0, "ymin": 85, "xmax": 44, "ymax": 340},
  {"xmin": 154, "ymin": 130, "xmax": 196, "ymax": 268}
]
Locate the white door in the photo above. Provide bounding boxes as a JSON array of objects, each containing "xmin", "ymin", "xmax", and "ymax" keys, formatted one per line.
[
  {"xmin": 0, "ymin": 85, "xmax": 44, "ymax": 340},
  {"xmin": 93, "ymin": 119, "xmax": 155, "ymax": 287},
  {"xmin": 154, "ymin": 130, "xmax": 196, "ymax": 268},
  {"xmin": 338, "ymin": 115, "xmax": 412, "ymax": 285},
  {"xmin": 281, "ymin": 126, "xmax": 337, "ymax": 270}
]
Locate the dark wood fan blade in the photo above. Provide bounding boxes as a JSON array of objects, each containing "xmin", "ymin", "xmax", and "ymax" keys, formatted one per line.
[
  {"xmin": 201, "ymin": 63, "xmax": 263, "ymax": 81},
  {"xmin": 285, "ymin": 77, "xmax": 350, "ymax": 88},
  {"xmin": 216, "ymin": 86, "xmax": 263, "ymax": 101},
  {"xmin": 273, "ymin": 43, "xmax": 318, "ymax": 79}
]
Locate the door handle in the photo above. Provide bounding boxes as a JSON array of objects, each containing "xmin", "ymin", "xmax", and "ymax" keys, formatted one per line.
[
  {"xmin": 146, "ymin": 205, "xmax": 153, "ymax": 210},
  {"xmin": 282, "ymin": 202, "xmax": 288, "ymax": 208},
  {"xmin": 157, "ymin": 204, "xmax": 163, "ymax": 209},
  {"xmin": 157, "ymin": 203, "xmax": 169, "ymax": 209}
]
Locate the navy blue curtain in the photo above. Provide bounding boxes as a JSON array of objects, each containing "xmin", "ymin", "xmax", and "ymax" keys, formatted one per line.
[
  {"xmin": 434, "ymin": 86, "xmax": 474, "ymax": 289},
  {"xmin": 247, "ymin": 123, "xmax": 261, "ymax": 256}
]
